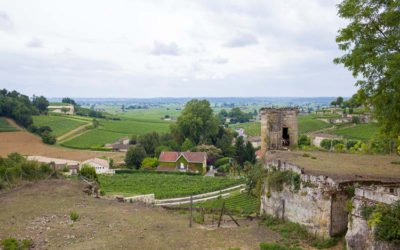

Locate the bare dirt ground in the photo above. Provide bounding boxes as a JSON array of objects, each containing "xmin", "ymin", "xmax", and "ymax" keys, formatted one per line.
[
  {"xmin": 0, "ymin": 130, "xmax": 124, "ymax": 162},
  {"xmin": 266, "ymin": 150, "xmax": 400, "ymax": 182},
  {"xmin": 0, "ymin": 179, "xmax": 285, "ymax": 249}
]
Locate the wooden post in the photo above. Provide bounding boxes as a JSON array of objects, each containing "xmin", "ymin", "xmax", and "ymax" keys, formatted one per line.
[
  {"xmin": 225, "ymin": 210, "xmax": 240, "ymax": 227},
  {"xmin": 281, "ymin": 199, "xmax": 285, "ymax": 221},
  {"xmin": 218, "ymin": 202, "xmax": 225, "ymax": 227},
  {"xmin": 189, "ymin": 196, "xmax": 193, "ymax": 227}
]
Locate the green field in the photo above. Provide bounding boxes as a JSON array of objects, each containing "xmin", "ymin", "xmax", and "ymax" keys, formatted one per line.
[
  {"xmin": 0, "ymin": 117, "xmax": 17, "ymax": 132},
  {"xmin": 60, "ymin": 118, "xmax": 172, "ymax": 149},
  {"xmin": 328, "ymin": 123, "xmax": 379, "ymax": 141},
  {"xmin": 230, "ymin": 122, "xmax": 261, "ymax": 137},
  {"xmin": 298, "ymin": 115, "xmax": 333, "ymax": 134},
  {"xmin": 98, "ymin": 172, "xmax": 245, "ymax": 199},
  {"xmin": 182, "ymin": 191, "xmax": 259, "ymax": 215},
  {"xmin": 33, "ymin": 115, "xmax": 87, "ymax": 137}
]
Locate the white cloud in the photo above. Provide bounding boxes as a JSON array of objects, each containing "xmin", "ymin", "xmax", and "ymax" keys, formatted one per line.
[
  {"xmin": 25, "ymin": 37, "xmax": 43, "ymax": 48},
  {"xmin": 0, "ymin": 0, "xmax": 356, "ymax": 97}
]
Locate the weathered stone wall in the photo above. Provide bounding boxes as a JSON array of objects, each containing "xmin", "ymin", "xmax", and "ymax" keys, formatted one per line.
[
  {"xmin": 260, "ymin": 160, "xmax": 348, "ymax": 238},
  {"xmin": 346, "ymin": 187, "xmax": 400, "ymax": 250},
  {"xmin": 124, "ymin": 194, "xmax": 155, "ymax": 204},
  {"xmin": 260, "ymin": 108, "xmax": 299, "ymax": 150}
]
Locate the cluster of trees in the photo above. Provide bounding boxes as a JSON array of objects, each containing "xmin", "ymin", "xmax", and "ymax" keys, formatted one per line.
[
  {"xmin": 0, "ymin": 89, "xmax": 48, "ymax": 127},
  {"xmin": 330, "ymin": 92, "xmax": 363, "ymax": 109},
  {"xmin": 125, "ymin": 99, "xmax": 257, "ymax": 172},
  {"xmin": 217, "ymin": 107, "xmax": 255, "ymax": 124},
  {"xmin": 334, "ymin": 0, "xmax": 400, "ymax": 139},
  {"xmin": 0, "ymin": 89, "xmax": 56, "ymax": 144}
]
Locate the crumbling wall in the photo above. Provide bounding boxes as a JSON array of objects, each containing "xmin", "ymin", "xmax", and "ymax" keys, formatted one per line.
[
  {"xmin": 346, "ymin": 187, "xmax": 400, "ymax": 250},
  {"xmin": 260, "ymin": 160, "xmax": 348, "ymax": 238}
]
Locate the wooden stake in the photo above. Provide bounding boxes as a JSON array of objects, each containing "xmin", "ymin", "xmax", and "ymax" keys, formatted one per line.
[
  {"xmin": 189, "ymin": 196, "xmax": 193, "ymax": 227},
  {"xmin": 225, "ymin": 210, "xmax": 240, "ymax": 227},
  {"xmin": 218, "ymin": 202, "xmax": 225, "ymax": 227}
]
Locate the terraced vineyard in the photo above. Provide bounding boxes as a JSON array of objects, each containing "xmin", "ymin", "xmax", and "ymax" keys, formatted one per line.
[
  {"xmin": 60, "ymin": 118, "xmax": 171, "ymax": 149},
  {"xmin": 328, "ymin": 123, "xmax": 378, "ymax": 141},
  {"xmin": 183, "ymin": 191, "xmax": 259, "ymax": 215},
  {"xmin": 0, "ymin": 117, "xmax": 17, "ymax": 132},
  {"xmin": 298, "ymin": 115, "xmax": 333, "ymax": 134},
  {"xmin": 98, "ymin": 172, "xmax": 245, "ymax": 199},
  {"xmin": 32, "ymin": 115, "xmax": 87, "ymax": 137}
]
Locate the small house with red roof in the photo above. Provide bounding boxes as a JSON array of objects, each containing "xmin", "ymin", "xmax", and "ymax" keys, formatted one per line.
[{"xmin": 157, "ymin": 151, "xmax": 207, "ymax": 174}]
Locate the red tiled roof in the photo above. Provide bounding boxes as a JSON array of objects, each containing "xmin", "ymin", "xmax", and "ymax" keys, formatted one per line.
[
  {"xmin": 158, "ymin": 151, "xmax": 206, "ymax": 163},
  {"xmin": 256, "ymin": 149, "xmax": 265, "ymax": 159}
]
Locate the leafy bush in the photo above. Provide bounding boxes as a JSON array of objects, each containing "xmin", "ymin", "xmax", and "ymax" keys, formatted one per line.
[
  {"xmin": 125, "ymin": 146, "xmax": 147, "ymax": 169},
  {"xmin": 90, "ymin": 146, "xmax": 112, "ymax": 151},
  {"xmin": 100, "ymin": 189, "xmax": 106, "ymax": 196},
  {"xmin": 70, "ymin": 211, "xmax": 79, "ymax": 222},
  {"xmin": 346, "ymin": 140, "xmax": 359, "ymax": 149},
  {"xmin": 366, "ymin": 201, "xmax": 400, "ymax": 242},
  {"xmin": 1, "ymin": 238, "xmax": 32, "ymax": 250},
  {"xmin": 298, "ymin": 135, "xmax": 311, "ymax": 147},
  {"xmin": 141, "ymin": 157, "xmax": 158, "ymax": 169},
  {"xmin": 215, "ymin": 157, "xmax": 230, "ymax": 167},
  {"xmin": 79, "ymin": 164, "xmax": 98, "ymax": 183},
  {"xmin": 302, "ymin": 153, "xmax": 310, "ymax": 157},
  {"xmin": 352, "ymin": 116, "xmax": 361, "ymax": 124},
  {"xmin": 41, "ymin": 131, "xmax": 56, "ymax": 144},
  {"xmin": 334, "ymin": 143, "xmax": 346, "ymax": 152},
  {"xmin": 267, "ymin": 170, "xmax": 300, "ymax": 192},
  {"xmin": 62, "ymin": 166, "xmax": 70, "ymax": 172},
  {"xmin": 320, "ymin": 139, "xmax": 332, "ymax": 150}
]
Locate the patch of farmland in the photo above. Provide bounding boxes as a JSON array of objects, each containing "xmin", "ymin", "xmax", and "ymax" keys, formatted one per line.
[
  {"xmin": 60, "ymin": 129, "xmax": 127, "ymax": 149},
  {"xmin": 230, "ymin": 122, "xmax": 261, "ymax": 137},
  {"xmin": 98, "ymin": 173, "xmax": 245, "ymax": 199},
  {"xmin": 0, "ymin": 117, "xmax": 18, "ymax": 132},
  {"xmin": 182, "ymin": 191, "xmax": 258, "ymax": 215},
  {"xmin": 33, "ymin": 115, "xmax": 87, "ymax": 137},
  {"xmin": 327, "ymin": 123, "xmax": 378, "ymax": 141},
  {"xmin": 59, "ymin": 118, "xmax": 171, "ymax": 149},
  {"xmin": 298, "ymin": 115, "xmax": 333, "ymax": 134}
]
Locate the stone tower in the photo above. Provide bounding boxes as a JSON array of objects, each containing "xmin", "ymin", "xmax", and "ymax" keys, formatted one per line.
[{"xmin": 260, "ymin": 108, "xmax": 299, "ymax": 151}]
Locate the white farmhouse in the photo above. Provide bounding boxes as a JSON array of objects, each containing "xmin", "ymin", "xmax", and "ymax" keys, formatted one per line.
[{"xmin": 81, "ymin": 158, "xmax": 115, "ymax": 174}]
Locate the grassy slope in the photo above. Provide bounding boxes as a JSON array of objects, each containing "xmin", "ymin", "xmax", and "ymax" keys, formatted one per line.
[
  {"xmin": 327, "ymin": 123, "xmax": 379, "ymax": 141},
  {"xmin": 60, "ymin": 118, "xmax": 171, "ymax": 149},
  {"xmin": 33, "ymin": 115, "xmax": 87, "ymax": 137},
  {"xmin": 98, "ymin": 173, "xmax": 245, "ymax": 198},
  {"xmin": 230, "ymin": 122, "xmax": 261, "ymax": 137},
  {"xmin": 298, "ymin": 115, "xmax": 333, "ymax": 134},
  {"xmin": 0, "ymin": 117, "xmax": 18, "ymax": 132}
]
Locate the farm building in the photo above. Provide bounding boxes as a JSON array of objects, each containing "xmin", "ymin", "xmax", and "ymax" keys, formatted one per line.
[
  {"xmin": 82, "ymin": 158, "xmax": 115, "ymax": 174},
  {"xmin": 157, "ymin": 151, "xmax": 207, "ymax": 174},
  {"xmin": 27, "ymin": 156, "xmax": 79, "ymax": 174},
  {"xmin": 309, "ymin": 133, "xmax": 344, "ymax": 147},
  {"xmin": 247, "ymin": 136, "xmax": 261, "ymax": 148}
]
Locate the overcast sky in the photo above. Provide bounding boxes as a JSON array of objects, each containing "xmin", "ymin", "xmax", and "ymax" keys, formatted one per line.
[{"xmin": 0, "ymin": 0, "xmax": 357, "ymax": 98}]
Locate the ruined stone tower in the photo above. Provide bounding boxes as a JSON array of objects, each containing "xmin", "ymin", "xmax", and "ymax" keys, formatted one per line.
[{"xmin": 260, "ymin": 107, "xmax": 299, "ymax": 150}]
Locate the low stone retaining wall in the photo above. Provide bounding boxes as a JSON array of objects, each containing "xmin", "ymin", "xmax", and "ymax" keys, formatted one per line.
[{"xmin": 124, "ymin": 194, "xmax": 155, "ymax": 204}]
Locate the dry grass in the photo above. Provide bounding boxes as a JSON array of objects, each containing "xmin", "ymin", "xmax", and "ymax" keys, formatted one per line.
[
  {"xmin": 0, "ymin": 130, "xmax": 124, "ymax": 161},
  {"xmin": 0, "ymin": 179, "xmax": 281, "ymax": 249},
  {"xmin": 266, "ymin": 150, "xmax": 400, "ymax": 182}
]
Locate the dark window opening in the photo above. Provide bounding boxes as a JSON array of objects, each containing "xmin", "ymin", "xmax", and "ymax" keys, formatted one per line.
[{"xmin": 282, "ymin": 127, "xmax": 290, "ymax": 146}]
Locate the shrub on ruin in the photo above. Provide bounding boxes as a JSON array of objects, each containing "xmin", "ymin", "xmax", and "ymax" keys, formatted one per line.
[
  {"xmin": 298, "ymin": 135, "xmax": 311, "ymax": 147},
  {"xmin": 366, "ymin": 201, "xmax": 400, "ymax": 242}
]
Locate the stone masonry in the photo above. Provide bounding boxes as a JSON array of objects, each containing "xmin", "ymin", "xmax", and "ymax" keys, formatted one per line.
[{"xmin": 260, "ymin": 108, "xmax": 299, "ymax": 151}]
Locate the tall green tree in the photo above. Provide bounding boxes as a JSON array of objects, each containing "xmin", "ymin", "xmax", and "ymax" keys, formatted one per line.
[
  {"xmin": 172, "ymin": 99, "xmax": 219, "ymax": 144},
  {"xmin": 32, "ymin": 95, "xmax": 49, "ymax": 113},
  {"xmin": 138, "ymin": 131, "xmax": 160, "ymax": 156},
  {"xmin": 125, "ymin": 146, "xmax": 147, "ymax": 169},
  {"xmin": 334, "ymin": 0, "xmax": 400, "ymax": 138},
  {"xmin": 234, "ymin": 136, "xmax": 246, "ymax": 166},
  {"xmin": 244, "ymin": 141, "xmax": 256, "ymax": 164}
]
